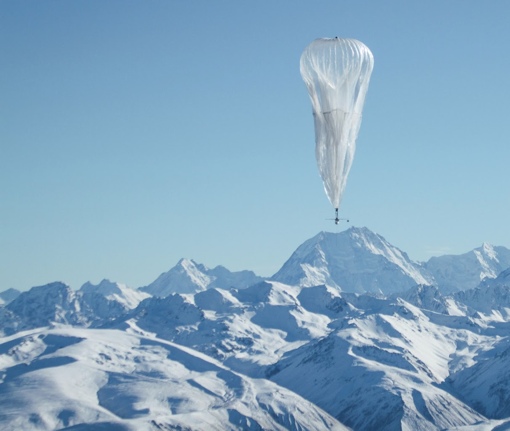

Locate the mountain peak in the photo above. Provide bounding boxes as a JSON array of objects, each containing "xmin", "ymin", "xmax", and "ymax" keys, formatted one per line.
[
  {"xmin": 5, "ymin": 282, "xmax": 80, "ymax": 331},
  {"xmin": 80, "ymin": 279, "xmax": 149, "ymax": 310},
  {"xmin": 272, "ymin": 227, "xmax": 433, "ymax": 294},
  {"xmin": 425, "ymin": 243, "xmax": 510, "ymax": 292},
  {"xmin": 140, "ymin": 259, "xmax": 212, "ymax": 297},
  {"xmin": 177, "ymin": 257, "xmax": 201, "ymax": 269},
  {"xmin": 141, "ymin": 258, "xmax": 263, "ymax": 297},
  {"xmin": 478, "ymin": 242, "xmax": 498, "ymax": 261},
  {"xmin": 81, "ymin": 279, "xmax": 123, "ymax": 295}
]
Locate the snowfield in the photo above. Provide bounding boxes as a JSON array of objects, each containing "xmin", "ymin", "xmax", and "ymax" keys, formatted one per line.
[
  {"xmin": 0, "ymin": 327, "xmax": 347, "ymax": 431},
  {"xmin": 2, "ymin": 227, "xmax": 510, "ymax": 431}
]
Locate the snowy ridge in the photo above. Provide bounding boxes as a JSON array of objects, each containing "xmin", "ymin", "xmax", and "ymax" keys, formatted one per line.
[
  {"xmin": 390, "ymin": 284, "xmax": 450, "ymax": 314},
  {"xmin": 2, "ymin": 228, "xmax": 510, "ymax": 430},
  {"xmin": 80, "ymin": 279, "xmax": 150, "ymax": 310},
  {"xmin": 272, "ymin": 227, "xmax": 510, "ymax": 295},
  {"xmin": 1, "ymin": 281, "xmax": 148, "ymax": 336},
  {"xmin": 350, "ymin": 227, "xmax": 431, "ymax": 285},
  {"xmin": 0, "ymin": 327, "xmax": 346, "ymax": 431},
  {"xmin": 454, "ymin": 268, "xmax": 510, "ymax": 319},
  {"xmin": 425, "ymin": 243, "xmax": 510, "ymax": 293}
]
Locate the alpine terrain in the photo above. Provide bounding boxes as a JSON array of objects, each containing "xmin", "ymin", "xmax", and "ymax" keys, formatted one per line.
[{"xmin": 2, "ymin": 227, "xmax": 510, "ymax": 431}]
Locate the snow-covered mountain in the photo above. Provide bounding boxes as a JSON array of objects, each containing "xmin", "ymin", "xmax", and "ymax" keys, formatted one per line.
[
  {"xmin": 0, "ymin": 327, "xmax": 346, "ymax": 431},
  {"xmin": 267, "ymin": 299, "xmax": 490, "ymax": 431},
  {"xmin": 0, "ymin": 280, "xmax": 148, "ymax": 336},
  {"xmin": 2, "ymin": 282, "xmax": 85, "ymax": 335},
  {"xmin": 5, "ymin": 280, "xmax": 510, "ymax": 430},
  {"xmin": 271, "ymin": 228, "xmax": 510, "ymax": 295},
  {"xmin": 454, "ymin": 268, "xmax": 510, "ymax": 319},
  {"xmin": 272, "ymin": 228, "xmax": 434, "ymax": 294},
  {"xmin": 2, "ymin": 228, "xmax": 510, "ymax": 430},
  {"xmin": 448, "ymin": 335, "xmax": 510, "ymax": 421},
  {"xmin": 80, "ymin": 278, "xmax": 150, "ymax": 310},
  {"xmin": 424, "ymin": 243, "xmax": 510, "ymax": 293},
  {"xmin": 141, "ymin": 258, "xmax": 264, "ymax": 296},
  {"xmin": 112, "ymin": 281, "xmax": 332, "ymax": 378}
]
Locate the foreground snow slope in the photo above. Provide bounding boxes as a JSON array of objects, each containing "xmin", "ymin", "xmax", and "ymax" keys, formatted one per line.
[{"xmin": 0, "ymin": 327, "xmax": 348, "ymax": 431}]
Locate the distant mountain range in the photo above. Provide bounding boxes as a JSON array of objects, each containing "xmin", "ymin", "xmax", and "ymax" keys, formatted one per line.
[
  {"xmin": 4, "ymin": 227, "xmax": 509, "ymax": 302},
  {"xmin": 135, "ymin": 227, "xmax": 510, "ymax": 296},
  {"xmin": 2, "ymin": 227, "xmax": 510, "ymax": 430}
]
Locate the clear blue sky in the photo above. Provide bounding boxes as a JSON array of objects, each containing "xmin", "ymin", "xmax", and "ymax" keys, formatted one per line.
[{"xmin": 2, "ymin": 1, "xmax": 509, "ymax": 291}]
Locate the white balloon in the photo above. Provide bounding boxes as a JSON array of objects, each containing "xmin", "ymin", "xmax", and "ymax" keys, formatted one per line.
[{"xmin": 300, "ymin": 38, "xmax": 374, "ymax": 209}]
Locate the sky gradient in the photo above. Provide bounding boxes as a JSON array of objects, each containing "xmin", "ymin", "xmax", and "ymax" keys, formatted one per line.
[{"xmin": 2, "ymin": 1, "xmax": 509, "ymax": 291}]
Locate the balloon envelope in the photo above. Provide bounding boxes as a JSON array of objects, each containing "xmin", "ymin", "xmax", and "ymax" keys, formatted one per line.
[{"xmin": 300, "ymin": 38, "xmax": 374, "ymax": 209}]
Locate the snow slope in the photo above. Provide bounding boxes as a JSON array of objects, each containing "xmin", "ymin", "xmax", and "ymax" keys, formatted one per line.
[
  {"xmin": 119, "ymin": 282, "xmax": 331, "ymax": 376},
  {"xmin": 268, "ymin": 298, "xmax": 494, "ymax": 431},
  {"xmin": 0, "ymin": 327, "xmax": 347, "ymax": 431}
]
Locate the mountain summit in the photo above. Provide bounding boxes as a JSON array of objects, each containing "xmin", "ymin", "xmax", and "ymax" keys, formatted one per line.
[
  {"xmin": 424, "ymin": 243, "xmax": 510, "ymax": 292},
  {"xmin": 141, "ymin": 258, "xmax": 264, "ymax": 297},
  {"xmin": 271, "ymin": 227, "xmax": 433, "ymax": 294}
]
